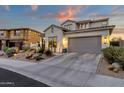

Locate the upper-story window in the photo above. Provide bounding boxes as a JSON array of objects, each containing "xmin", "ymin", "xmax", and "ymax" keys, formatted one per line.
[
  {"xmin": 79, "ymin": 23, "xmax": 89, "ymax": 29},
  {"xmin": 51, "ymin": 27, "xmax": 54, "ymax": 33},
  {"xmin": 14, "ymin": 30, "xmax": 21, "ymax": 36},
  {"xmin": 0, "ymin": 31, "xmax": 4, "ymax": 36},
  {"xmin": 64, "ymin": 24, "xmax": 73, "ymax": 30},
  {"xmin": 101, "ymin": 21, "xmax": 108, "ymax": 26},
  {"xmin": 90, "ymin": 20, "xmax": 108, "ymax": 28}
]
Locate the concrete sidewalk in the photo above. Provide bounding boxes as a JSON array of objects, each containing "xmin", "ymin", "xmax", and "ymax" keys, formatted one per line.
[{"xmin": 0, "ymin": 53, "xmax": 124, "ymax": 87}]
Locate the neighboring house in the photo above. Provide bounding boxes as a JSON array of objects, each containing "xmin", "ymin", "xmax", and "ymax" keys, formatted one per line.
[
  {"xmin": 110, "ymin": 31, "xmax": 124, "ymax": 46},
  {"xmin": 0, "ymin": 28, "xmax": 44, "ymax": 50},
  {"xmin": 44, "ymin": 18, "xmax": 115, "ymax": 53}
]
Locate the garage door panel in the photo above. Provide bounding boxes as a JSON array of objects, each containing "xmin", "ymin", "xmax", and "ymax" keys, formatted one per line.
[{"xmin": 68, "ymin": 36, "xmax": 101, "ymax": 53}]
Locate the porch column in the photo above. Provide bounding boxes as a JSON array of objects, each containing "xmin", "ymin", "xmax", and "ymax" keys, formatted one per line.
[{"xmin": 2, "ymin": 40, "xmax": 6, "ymax": 50}]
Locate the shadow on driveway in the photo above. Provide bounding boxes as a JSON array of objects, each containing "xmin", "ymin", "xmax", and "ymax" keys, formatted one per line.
[{"xmin": 0, "ymin": 67, "xmax": 49, "ymax": 87}]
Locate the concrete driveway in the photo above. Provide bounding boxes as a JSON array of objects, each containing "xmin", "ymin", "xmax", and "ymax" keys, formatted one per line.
[{"xmin": 0, "ymin": 53, "xmax": 124, "ymax": 87}]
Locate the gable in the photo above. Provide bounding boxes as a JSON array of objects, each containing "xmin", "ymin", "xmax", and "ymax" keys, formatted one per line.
[
  {"xmin": 44, "ymin": 25, "xmax": 64, "ymax": 37},
  {"xmin": 61, "ymin": 20, "xmax": 76, "ymax": 26},
  {"xmin": 61, "ymin": 20, "xmax": 77, "ymax": 30}
]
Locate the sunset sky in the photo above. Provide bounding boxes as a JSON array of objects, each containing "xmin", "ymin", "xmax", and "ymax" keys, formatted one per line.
[{"xmin": 0, "ymin": 5, "xmax": 124, "ymax": 33}]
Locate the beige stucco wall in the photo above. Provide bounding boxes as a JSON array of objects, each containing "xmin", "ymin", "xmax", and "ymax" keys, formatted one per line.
[
  {"xmin": 45, "ymin": 25, "xmax": 110, "ymax": 53},
  {"xmin": 44, "ymin": 26, "xmax": 64, "ymax": 53}
]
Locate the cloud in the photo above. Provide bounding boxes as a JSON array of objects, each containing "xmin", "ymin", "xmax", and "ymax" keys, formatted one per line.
[
  {"xmin": 23, "ymin": 5, "xmax": 88, "ymax": 22},
  {"xmin": 31, "ymin": 5, "xmax": 38, "ymax": 11},
  {"xmin": 89, "ymin": 9, "xmax": 124, "ymax": 19},
  {"xmin": 88, "ymin": 6, "xmax": 124, "ymax": 20},
  {"xmin": 89, "ymin": 12, "xmax": 108, "ymax": 19},
  {"xmin": 1, "ymin": 5, "xmax": 10, "ymax": 11},
  {"xmin": 56, "ymin": 6, "xmax": 88, "ymax": 21}
]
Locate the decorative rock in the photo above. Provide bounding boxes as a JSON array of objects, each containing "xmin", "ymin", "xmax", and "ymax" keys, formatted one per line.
[
  {"xmin": 31, "ymin": 53, "xmax": 39, "ymax": 59},
  {"xmin": 113, "ymin": 68, "xmax": 119, "ymax": 73},
  {"xmin": 108, "ymin": 65, "xmax": 114, "ymax": 71},
  {"xmin": 0, "ymin": 51, "xmax": 4, "ymax": 56},
  {"xmin": 112, "ymin": 62, "xmax": 121, "ymax": 70}
]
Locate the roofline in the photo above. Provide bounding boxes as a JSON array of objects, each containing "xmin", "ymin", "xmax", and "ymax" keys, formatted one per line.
[
  {"xmin": 90, "ymin": 18, "xmax": 109, "ymax": 23},
  {"xmin": 0, "ymin": 28, "xmax": 43, "ymax": 35},
  {"xmin": 60, "ymin": 20, "xmax": 77, "ymax": 26},
  {"xmin": 77, "ymin": 20, "xmax": 91, "ymax": 23},
  {"xmin": 77, "ymin": 18, "xmax": 109, "ymax": 24},
  {"xmin": 43, "ymin": 24, "xmax": 70, "ymax": 32},
  {"xmin": 60, "ymin": 18, "xmax": 109, "ymax": 26},
  {"xmin": 64, "ymin": 25, "xmax": 115, "ymax": 35}
]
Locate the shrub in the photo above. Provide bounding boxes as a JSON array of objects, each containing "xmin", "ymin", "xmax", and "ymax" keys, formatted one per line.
[
  {"xmin": 102, "ymin": 46, "xmax": 124, "ymax": 68},
  {"xmin": 35, "ymin": 56, "xmax": 44, "ymax": 61},
  {"xmin": 6, "ymin": 48, "xmax": 16, "ymax": 57},
  {"xmin": 62, "ymin": 48, "xmax": 67, "ymax": 53},
  {"xmin": 3, "ymin": 47, "xmax": 9, "ymax": 53},
  {"xmin": 102, "ymin": 47, "xmax": 115, "ymax": 64},
  {"xmin": 38, "ymin": 47, "xmax": 45, "ymax": 54},
  {"xmin": 45, "ymin": 49, "xmax": 53, "ymax": 56},
  {"xmin": 22, "ymin": 45, "xmax": 30, "ymax": 51}
]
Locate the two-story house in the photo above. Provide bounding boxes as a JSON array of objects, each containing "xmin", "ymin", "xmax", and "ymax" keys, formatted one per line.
[
  {"xmin": 0, "ymin": 28, "xmax": 44, "ymax": 50},
  {"xmin": 44, "ymin": 18, "xmax": 115, "ymax": 53}
]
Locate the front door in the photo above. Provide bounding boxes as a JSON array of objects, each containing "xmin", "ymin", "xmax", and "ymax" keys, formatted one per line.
[
  {"xmin": 48, "ymin": 37, "xmax": 57, "ymax": 53},
  {"xmin": 15, "ymin": 42, "xmax": 23, "ymax": 50}
]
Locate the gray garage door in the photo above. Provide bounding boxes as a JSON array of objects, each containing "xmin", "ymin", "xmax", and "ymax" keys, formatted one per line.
[{"xmin": 68, "ymin": 36, "xmax": 101, "ymax": 53}]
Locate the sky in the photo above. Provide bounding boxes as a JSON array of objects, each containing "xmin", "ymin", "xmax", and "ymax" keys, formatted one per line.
[{"xmin": 0, "ymin": 5, "xmax": 124, "ymax": 33}]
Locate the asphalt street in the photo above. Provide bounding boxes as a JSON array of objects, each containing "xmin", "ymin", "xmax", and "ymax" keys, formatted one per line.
[{"xmin": 0, "ymin": 67, "xmax": 49, "ymax": 87}]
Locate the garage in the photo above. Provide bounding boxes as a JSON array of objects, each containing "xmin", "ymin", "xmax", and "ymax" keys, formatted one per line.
[{"xmin": 68, "ymin": 36, "xmax": 101, "ymax": 53}]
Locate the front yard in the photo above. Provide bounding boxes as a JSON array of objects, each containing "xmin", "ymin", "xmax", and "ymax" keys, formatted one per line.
[
  {"xmin": 0, "ymin": 46, "xmax": 54, "ymax": 63},
  {"xmin": 97, "ymin": 57, "xmax": 124, "ymax": 79},
  {"xmin": 97, "ymin": 46, "xmax": 124, "ymax": 79}
]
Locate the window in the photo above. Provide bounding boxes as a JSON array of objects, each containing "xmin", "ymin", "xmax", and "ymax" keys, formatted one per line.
[
  {"xmin": 51, "ymin": 27, "xmax": 54, "ymax": 33},
  {"xmin": 14, "ymin": 31, "xmax": 21, "ymax": 36},
  {"xmin": 64, "ymin": 24, "xmax": 73, "ymax": 30},
  {"xmin": 0, "ymin": 31, "xmax": 4, "ymax": 36},
  {"xmin": 48, "ymin": 36, "xmax": 57, "ymax": 52},
  {"xmin": 101, "ymin": 21, "xmax": 107, "ymax": 26},
  {"xmin": 1, "ymin": 33, "xmax": 4, "ymax": 36}
]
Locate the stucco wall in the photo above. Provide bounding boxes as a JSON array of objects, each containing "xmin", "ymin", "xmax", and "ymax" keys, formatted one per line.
[
  {"xmin": 44, "ymin": 26, "xmax": 64, "ymax": 53},
  {"xmin": 26, "ymin": 30, "xmax": 42, "ymax": 45},
  {"xmin": 9, "ymin": 30, "xmax": 24, "ymax": 39},
  {"xmin": 45, "ymin": 26, "xmax": 110, "ymax": 53}
]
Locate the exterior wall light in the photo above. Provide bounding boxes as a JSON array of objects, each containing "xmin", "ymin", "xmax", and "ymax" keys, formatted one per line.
[
  {"xmin": 63, "ymin": 38, "xmax": 67, "ymax": 48},
  {"xmin": 104, "ymin": 37, "xmax": 107, "ymax": 44},
  {"xmin": 43, "ymin": 37, "xmax": 46, "ymax": 40}
]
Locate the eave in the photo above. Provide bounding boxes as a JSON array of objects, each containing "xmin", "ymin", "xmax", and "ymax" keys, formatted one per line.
[{"xmin": 64, "ymin": 25, "xmax": 115, "ymax": 35}]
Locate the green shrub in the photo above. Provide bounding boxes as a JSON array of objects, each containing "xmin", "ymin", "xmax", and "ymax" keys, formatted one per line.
[
  {"xmin": 38, "ymin": 47, "xmax": 45, "ymax": 54},
  {"xmin": 62, "ymin": 48, "xmax": 67, "ymax": 53},
  {"xmin": 6, "ymin": 48, "xmax": 16, "ymax": 57},
  {"xmin": 3, "ymin": 47, "xmax": 9, "ymax": 53},
  {"xmin": 102, "ymin": 47, "xmax": 114, "ymax": 64},
  {"xmin": 22, "ymin": 46, "xmax": 30, "ymax": 51},
  {"xmin": 35, "ymin": 56, "xmax": 44, "ymax": 61},
  {"xmin": 102, "ymin": 46, "xmax": 124, "ymax": 67},
  {"xmin": 45, "ymin": 49, "xmax": 53, "ymax": 56}
]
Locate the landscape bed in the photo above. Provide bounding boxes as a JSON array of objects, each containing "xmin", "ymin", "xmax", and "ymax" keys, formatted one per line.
[
  {"xmin": 0, "ymin": 47, "xmax": 54, "ymax": 63},
  {"xmin": 97, "ymin": 46, "xmax": 124, "ymax": 79}
]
